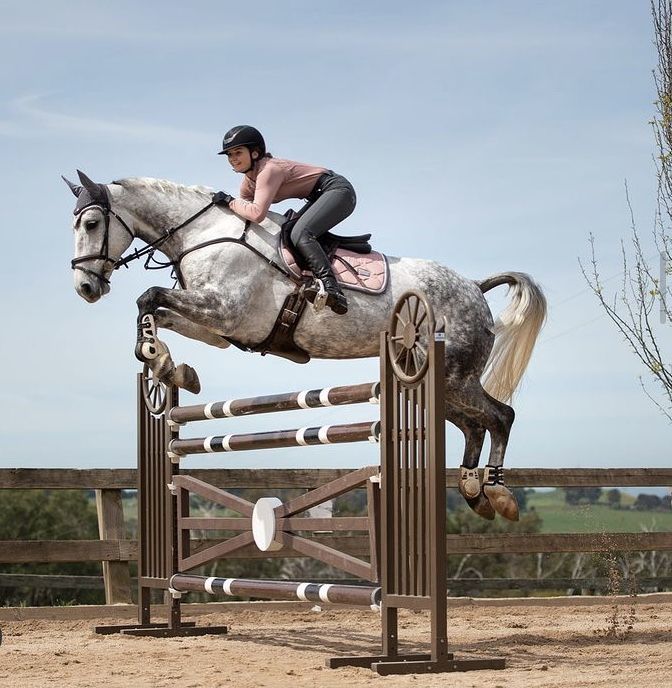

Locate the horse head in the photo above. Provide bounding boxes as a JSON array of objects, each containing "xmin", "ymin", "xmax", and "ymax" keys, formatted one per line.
[{"xmin": 64, "ymin": 170, "xmax": 135, "ymax": 303}]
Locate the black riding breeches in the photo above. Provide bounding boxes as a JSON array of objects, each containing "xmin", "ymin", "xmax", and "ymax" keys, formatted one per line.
[{"xmin": 289, "ymin": 173, "xmax": 356, "ymax": 247}]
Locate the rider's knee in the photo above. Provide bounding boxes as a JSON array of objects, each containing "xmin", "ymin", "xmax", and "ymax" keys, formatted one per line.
[{"xmin": 290, "ymin": 225, "xmax": 315, "ymax": 247}]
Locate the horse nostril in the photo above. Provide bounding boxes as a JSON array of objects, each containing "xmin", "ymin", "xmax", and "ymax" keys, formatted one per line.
[{"xmin": 81, "ymin": 282, "xmax": 93, "ymax": 297}]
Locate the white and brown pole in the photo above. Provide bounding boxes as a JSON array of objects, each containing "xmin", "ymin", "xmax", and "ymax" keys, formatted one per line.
[
  {"xmin": 168, "ymin": 382, "xmax": 380, "ymax": 425},
  {"xmin": 169, "ymin": 574, "xmax": 381, "ymax": 608},
  {"xmin": 168, "ymin": 420, "xmax": 380, "ymax": 459}
]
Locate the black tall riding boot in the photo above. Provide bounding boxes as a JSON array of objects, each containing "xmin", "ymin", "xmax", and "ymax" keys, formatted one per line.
[{"xmin": 295, "ymin": 234, "xmax": 348, "ymax": 315}]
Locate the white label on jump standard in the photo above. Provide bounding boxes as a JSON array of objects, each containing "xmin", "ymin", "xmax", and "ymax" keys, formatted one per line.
[{"xmin": 251, "ymin": 497, "xmax": 283, "ymax": 551}]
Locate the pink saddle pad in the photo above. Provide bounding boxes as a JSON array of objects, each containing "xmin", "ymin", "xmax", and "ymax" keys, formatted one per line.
[{"xmin": 281, "ymin": 245, "xmax": 389, "ymax": 294}]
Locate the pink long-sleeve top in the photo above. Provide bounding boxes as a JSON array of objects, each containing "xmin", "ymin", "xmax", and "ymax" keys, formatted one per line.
[{"xmin": 228, "ymin": 157, "xmax": 328, "ymax": 223}]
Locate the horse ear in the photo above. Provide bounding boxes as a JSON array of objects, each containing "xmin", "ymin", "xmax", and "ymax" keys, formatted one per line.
[
  {"xmin": 62, "ymin": 175, "xmax": 82, "ymax": 197},
  {"xmin": 76, "ymin": 169, "xmax": 99, "ymax": 195}
]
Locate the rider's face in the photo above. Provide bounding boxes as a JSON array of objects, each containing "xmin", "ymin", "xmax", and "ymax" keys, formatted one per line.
[{"xmin": 226, "ymin": 146, "xmax": 255, "ymax": 173}]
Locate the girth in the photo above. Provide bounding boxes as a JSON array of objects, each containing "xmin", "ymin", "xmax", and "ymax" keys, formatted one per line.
[{"xmin": 221, "ymin": 287, "xmax": 310, "ymax": 364}]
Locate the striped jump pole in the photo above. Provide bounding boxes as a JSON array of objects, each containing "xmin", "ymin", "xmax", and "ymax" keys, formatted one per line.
[
  {"xmin": 168, "ymin": 420, "xmax": 380, "ymax": 460},
  {"xmin": 168, "ymin": 382, "xmax": 380, "ymax": 426},
  {"xmin": 169, "ymin": 574, "xmax": 381, "ymax": 608}
]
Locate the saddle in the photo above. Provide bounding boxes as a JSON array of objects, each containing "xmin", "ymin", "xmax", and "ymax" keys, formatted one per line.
[
  {"xmin": 245, "ymin": 211, "xmax": 389, "ymax": 365},
  {"xmin": 279, "ymin": 210, "xmax": 389, "ymax": 295}
]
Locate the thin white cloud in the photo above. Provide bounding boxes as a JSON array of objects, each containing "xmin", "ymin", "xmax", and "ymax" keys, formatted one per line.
[{"xmin": 1, "ymin": 93, "xmax": 210, "ymax": 144}]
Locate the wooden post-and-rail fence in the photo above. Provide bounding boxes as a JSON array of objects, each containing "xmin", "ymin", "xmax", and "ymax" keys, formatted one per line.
[{"xmin": 2, "ymin": 467, "xmax": 672, "ymax": 604}]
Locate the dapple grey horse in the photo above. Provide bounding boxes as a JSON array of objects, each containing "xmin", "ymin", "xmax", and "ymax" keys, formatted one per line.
[{"xmin": 65, "ymin": 171, "xmax": 546, "ymax": 521}]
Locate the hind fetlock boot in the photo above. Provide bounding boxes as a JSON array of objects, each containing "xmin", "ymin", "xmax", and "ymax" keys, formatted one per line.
[{"xmin": 296, "ymin": 234, "xmax": 348, "ymax": 315}]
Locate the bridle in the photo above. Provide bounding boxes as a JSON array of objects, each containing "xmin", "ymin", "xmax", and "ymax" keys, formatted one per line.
[{"xmin": 70, "ymin": 203, "xmax": 136, "ymax": 286}]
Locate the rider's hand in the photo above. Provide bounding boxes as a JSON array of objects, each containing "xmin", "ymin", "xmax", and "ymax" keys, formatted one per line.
[{"xmin": 212, "ymin": 191, "xmax": 234, "ymax": 206}]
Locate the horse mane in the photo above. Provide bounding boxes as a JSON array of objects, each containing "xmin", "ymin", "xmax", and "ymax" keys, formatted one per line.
[
  {"xmin": 112, "ymin": 177, "xmax": 286, "ymax": 229},
  {"xmin": 113, "ymin": 177, "xmax": 213, "ymax": 201}
]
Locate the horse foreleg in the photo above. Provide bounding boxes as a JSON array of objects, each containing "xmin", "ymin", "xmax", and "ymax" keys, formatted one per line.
[
  {"xmin": 136, "ymin": 286, "xmax": 233, "ymax": 394},
  {"xmin": 154, "ymin": 309, "xmax": 232, "ymax": 350}
]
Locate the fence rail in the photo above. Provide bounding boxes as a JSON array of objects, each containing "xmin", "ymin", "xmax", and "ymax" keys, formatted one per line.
[
  {"xmin": 1, "ymin": 467, "xmax": 671, "ymax": 604},
  {"xmin": 2, "ymin": 467, "xmax": 671, "ymax": 489}
]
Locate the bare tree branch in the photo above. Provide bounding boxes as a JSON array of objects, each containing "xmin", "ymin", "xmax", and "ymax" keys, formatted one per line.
[{"xmin": 581, "ymin": 1, "xmax": 672, "ymax": 422}]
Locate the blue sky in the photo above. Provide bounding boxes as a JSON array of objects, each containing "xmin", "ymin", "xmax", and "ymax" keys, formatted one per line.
[{"xmin": 0, "ymin": 1, "xmax": 669, "ymax": 472}]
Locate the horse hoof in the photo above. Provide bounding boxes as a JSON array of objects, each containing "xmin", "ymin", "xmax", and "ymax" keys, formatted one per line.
[
  {"xmin": 465, "ymin": 493, "xmax": 496, "ymax": 520},
  {"xmin": 458, "ymin": 466, "xmax": 481, "ymax": 499},
  {"xmin": 173, "ymin": 363, "xmax": 201, "ymax": 394},
  {"xmin": 483, "ymin": 484, "xmax": 519, "ymax": 521}
]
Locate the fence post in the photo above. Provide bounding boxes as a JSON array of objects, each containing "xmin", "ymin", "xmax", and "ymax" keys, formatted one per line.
[{"xmin": 95, "ymin": 489, "xmax": 132, "ymax": 604}]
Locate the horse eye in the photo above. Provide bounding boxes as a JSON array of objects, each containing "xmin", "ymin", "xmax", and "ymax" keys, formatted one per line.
[{"xmin": 85, "ymin": 219, "xmax": 99, "ymax": 230}]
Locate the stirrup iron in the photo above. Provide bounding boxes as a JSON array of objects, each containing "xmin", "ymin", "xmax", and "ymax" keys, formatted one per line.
[{"xmin": 311, "ymin": 279, "xmax": 328, "ymax": 312}]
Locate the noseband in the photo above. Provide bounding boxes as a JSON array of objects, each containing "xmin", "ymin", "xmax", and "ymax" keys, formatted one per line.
[{"xmin": 70, "ymin": 203, "xmax": 135, "ymax": 285}]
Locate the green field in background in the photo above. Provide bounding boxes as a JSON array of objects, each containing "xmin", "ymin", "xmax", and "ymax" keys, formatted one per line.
[{"xmin": 527, "ymin": 489, "xmax": 672, "ymax": 533}]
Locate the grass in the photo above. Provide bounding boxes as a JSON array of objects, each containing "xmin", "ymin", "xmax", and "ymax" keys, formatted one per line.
[{"xmin": 527, "ymin": 489, "xmax": 672, "ymax": 533}]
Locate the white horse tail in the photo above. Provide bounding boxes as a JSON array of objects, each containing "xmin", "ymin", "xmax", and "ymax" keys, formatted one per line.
[{"xmin": 478, "ymin": 272, "xmax": 547, "ymax": 403}]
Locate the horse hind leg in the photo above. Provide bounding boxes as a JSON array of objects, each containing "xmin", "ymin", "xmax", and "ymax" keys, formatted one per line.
[
  {"xmin": 448, "ymin": 412, "xmax": 495, "ymax": 520},
  {"xmin": 479, "ymin": 393, "xmax": 518, "ymax": 521},
  {"xmin": 447, "ymin": 381, "xmax": 519, "ymax": 521}
]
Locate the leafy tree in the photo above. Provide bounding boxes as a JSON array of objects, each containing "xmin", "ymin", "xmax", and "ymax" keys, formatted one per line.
[
  {"xmin": 0, "ymin": 490, "xmax": 102, "ymax": 606},
  {"xmin": 606, "ymin": 488, "xmax": 622, "ymax": 509},
  {"xmin": 634, "ymin": 493, "xmax": 663, "ymax": 510},
  {"xmin": 446, "ymin": 507, "xmax": 543, "ymax": 582},
  {"xmin": 581, "ymin": 0, "xmax": 672, "ymax": 421},
  {"xmin": 565, "ymin": 487, "xmax": 603, "ymax": 505},
  {"xmin": 512, "ymin": 487, "xmax": 529, "ymax": 513}
]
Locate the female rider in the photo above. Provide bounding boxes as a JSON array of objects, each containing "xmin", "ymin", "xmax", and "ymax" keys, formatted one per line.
[{"xmin": 213, "ymin": 125, "xmax": 356, "ymax": 315}]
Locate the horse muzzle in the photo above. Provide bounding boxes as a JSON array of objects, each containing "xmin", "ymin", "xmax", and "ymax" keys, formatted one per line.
[{"xmin": 74, "ymin": 272, "xmax": 110, "ymax": 302}]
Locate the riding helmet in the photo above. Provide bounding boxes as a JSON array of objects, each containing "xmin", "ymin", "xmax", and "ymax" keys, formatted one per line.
[{"xmin": 218, "ymin": 125, "xmax": 266, "ymax": 156}]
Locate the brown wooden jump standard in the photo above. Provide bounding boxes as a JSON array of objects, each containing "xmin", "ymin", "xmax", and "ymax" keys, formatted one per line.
[{"xmin": 95, "ymin": 290, "xmax": 505, "ymax": 676}]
